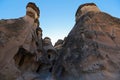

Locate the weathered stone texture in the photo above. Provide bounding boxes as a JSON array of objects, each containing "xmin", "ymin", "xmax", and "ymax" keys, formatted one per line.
[{"xmin": 0, "ymin": 2, "xmax": 120, "ymax": 80}]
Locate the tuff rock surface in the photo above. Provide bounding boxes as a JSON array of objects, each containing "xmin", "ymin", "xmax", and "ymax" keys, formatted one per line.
[{"xmin": 0, "ymin": 2, "xmax": 120, "ymax": 80}]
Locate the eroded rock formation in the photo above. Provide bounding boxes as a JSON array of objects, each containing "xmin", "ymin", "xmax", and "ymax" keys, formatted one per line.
[
  {"xmin": 0, "ymin": 2, "xmax": 41, "ymax": 80},
  {"xmin": 75, "ymin": 3, "xmax": 100, "ymax": 22},
  {"xmin": 0, "ymin": 2, "xmax": 120, "ymax": 80},
  {"xmin": 52, "ymin": 3, "xmax": 120, "ymax": 80}
]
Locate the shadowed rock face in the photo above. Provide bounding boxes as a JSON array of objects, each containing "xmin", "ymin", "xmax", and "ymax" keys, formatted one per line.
[
  {"xmin": 42, "ymin": 37, "xmax": 57, "ymax": 65},
  {"xmin": 54, "ymin": 39, "xmax": 64, "ymax": 51},
  {"xmin": 0, "ymin": 2, "xmax": 120, "ymax": 80}
]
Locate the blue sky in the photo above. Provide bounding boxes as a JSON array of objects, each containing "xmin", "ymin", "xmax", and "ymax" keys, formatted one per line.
[{"xmin": 0, "ymin": 0, "xmax": 120, "ymax": 44}]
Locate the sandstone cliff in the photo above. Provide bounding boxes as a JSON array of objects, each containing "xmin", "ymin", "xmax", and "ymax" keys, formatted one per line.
[
  {"xmin": 0, "ymin": 2, "xmax": 120, "ymax": 80},
  {"xmin": 52, "ymin": 3, "xmax": 120, "ymax": 80}
]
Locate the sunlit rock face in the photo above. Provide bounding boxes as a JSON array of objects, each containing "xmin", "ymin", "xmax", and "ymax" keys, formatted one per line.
[{"xmin": 75, "ymin": 3, "xmax": 100, "ymax": 22}]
